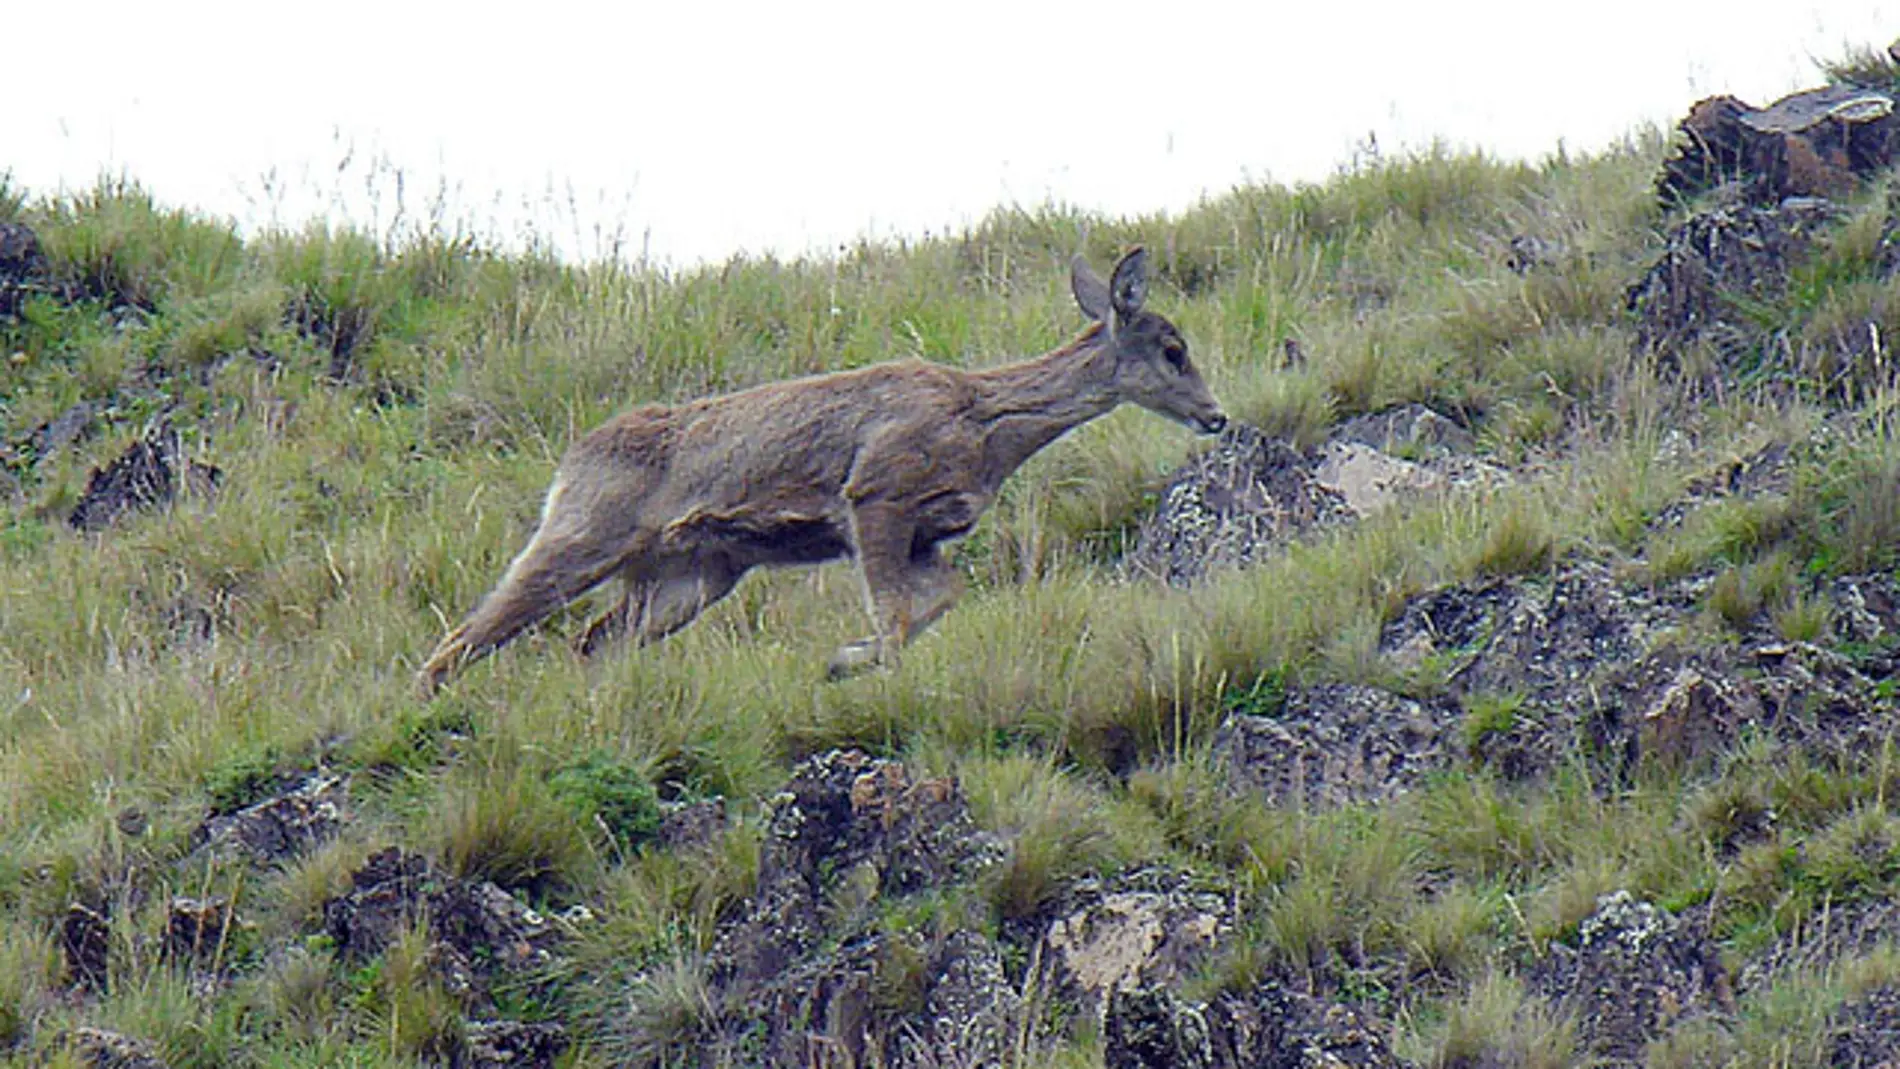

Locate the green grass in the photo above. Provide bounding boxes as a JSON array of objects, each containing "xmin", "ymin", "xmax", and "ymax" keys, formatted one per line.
[{"xmin": 6, "ymin": 93, "xmax": 1900, "ymax": 1064}]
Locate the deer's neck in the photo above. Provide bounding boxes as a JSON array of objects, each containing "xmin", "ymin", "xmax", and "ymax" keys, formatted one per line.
[{"xmin": 969, "ymin": 325, "xmax": 1120, "ymax": 486}]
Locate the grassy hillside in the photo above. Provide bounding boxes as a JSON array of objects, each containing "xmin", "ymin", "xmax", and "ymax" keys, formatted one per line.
[{"xmin": 2, "ymin": 98, "xmax": 1900, "ymax": 1067}]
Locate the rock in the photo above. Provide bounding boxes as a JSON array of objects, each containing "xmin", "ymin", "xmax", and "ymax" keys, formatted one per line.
[
  {"xmin": 1458, "ymin": 562, "xmax": 1669, "ymax": 704},
  {"xmin": 322, "ymin": 847, "xmax": 561, "ymax": 1010},
  {"xmin": 1627, "ymin": 193, "xmax": 1839, "ymax": 361},
  {"xmin": 1103, "ymin": 980, "xmax": 1405, "ymax": 1069},
  {"xmin": 1833, "ymin": 572, "xmax": 1900, "ymax": 655},
  {"xmin": 712, "ymin": 749, "xmax": 1002, "ymax": 988},
  {"xmin": 634, "ymin": 751, "xmax": 1015, "ymax": 1067},
  {"xmin": 1214, "ymin": 685, "xmax": 1458, "ymax": 808},
  {"xmin": 892, "ymin": 930, "xmax": 1022, "ymax": 1068},
  {"xmin": 1043, "ymin": 869, "xmax": 1234, "ymax": 1024},
  {"xmin": 62, "ymin": 902, "xmax": 110, "ymax": 992},
  {"xmin": 1331, "ymin": 403, "xmax": 1475, "ymax": 457},
  {"xmin": 656, "ymin": 797, "xmax": 728, "ymax": 852},
  {"xmin": 1657, "ymin": 84, "xmax": 1900, "ymax": 207},
  {"xmin": 1505, "ymin": 233, "xmax": 1558, "ymax": 275},
  {"xmin": 457, "ymin": 1020, "xmax": 570, "ymax": 1069},
  {"xmin": 164, "ymin": 896, "xmax": 232, "ymax": 965},
  {"xmin": 0, "ymin": 221, "xmax": 47, "ymax": 320},
  {"xmin": 1379, "ymin": 577, "xmax": 1516, "ymax": 678},
  {"xmin": 1628, "ymin": 661, "xmax": 1754, "ymax": 770},
  {"xmin": 1531, "ymin": 891, "xmax": 1731, "ymax": 1063},
  {"xmin": 1127, "ymin": 417, "xmax": 1503, "ymax": 587},
  {"xmin": 68, "ymin": 425, "xmax": 223, "ymax": 533},
  {"xmin": 33, "ymin": 400, "xmax": 96, "ymax": 464},
  {"xmin": 67, "ymin": 1027, "xmax": 169, "ymax": 1069},
  {"xmin": 1124, "ymin": 424, "xmax": 1355, "ymax": 586},
  {"xmin": 1312, "ymin": 442, "xmax": 1445, "ymax": 518},
  {"xmin": 1747, "ymin": 641, "xmax": 1892, "ymax": 761},
  {"xmin": 193, "ymin": 773, "xmax": 347, "ymax": 866},
  {"xmin": 731, "ymin": 928, "xmax": 1023, "ymax": 1069},
  {"xmin": 1831, "ymin": 984, "xmax": 1900, "ymax": 1066}
]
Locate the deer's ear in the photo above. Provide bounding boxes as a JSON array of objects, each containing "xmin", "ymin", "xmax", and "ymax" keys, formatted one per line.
[
  {"xmin": 1072, "ymin": 256, "xmax": 1112, "ymax": 322},
  {"xmin": 1109, "ymin": 247, "xmax": 1149, "ymax": 320}
]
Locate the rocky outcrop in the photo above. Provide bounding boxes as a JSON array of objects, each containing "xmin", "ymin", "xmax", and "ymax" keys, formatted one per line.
[
  {"xmin": 1103, "ymin": 980, "xmax": 1405, "ymax": 1069},
  {"xmin": 1214, "ymin": 684, "xmax": 1458, "ymax": 807},
  {"xmin": 0, "ymin": 221, "xmax": 47, "ymax": 320},
  {"xmin": 1042, "ymin": 869, "xmax": 1235, "ymax": 1025},
  {"xmin": 322, "ymin": 847, "xmax": 562, "ymax": 1013},
  {"xmin": 192, "ymin": 772, "xmax": 347, "ymax": 866},
  {"xmin": 1127, "ymin": 411, "xmax": 1504, "ymax": 586},
  {"xmin": 1627, "ymin": 193, "xmax": 1840, "ymax": 360},
  {"xmin": 68, "ymin": 424, "xmax": 222, "ymax": 532},
  {"xmin": 1531, "ymin": 892, "xmax": 1732, "ymax": 1063},
  {"xmin": 1657, "ymin": 83, "xmax": 1898, "ymax": 208},
  {"xmin": 681, "ymin": 750, "xmax": 1012, "ymax": 1067}
]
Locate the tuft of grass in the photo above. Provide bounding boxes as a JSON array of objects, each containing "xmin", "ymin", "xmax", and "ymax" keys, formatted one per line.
[
  {"xmin": 963, "ymin": 755, "xmax": 1127, "ymax": 923},
  {"xmin": 0, "ymin": 924, "xmax": 58, "ymax": 1050},
  {"xmin": 601, "ymin": 956, "xmax": 717, "ymax": 1068},
  {"xmin": 348, "ymin": 924, "xmax": 463, "ymax": 1062},
  {"xmin": 1467, "ymin": 495, "xmax": 1555, "ymax": 580},
  {"xmin": 428, "ymin": 763, "xmax": 596, "ymax": 896},
  {"xmin": 1461, "ymin": 690, "xmax": 1529, "ymax": 757},
  {"xmin": 1402, "ymin": 882, "xmax": 1503, "ymax": 982},
  {"xmin": 1416, "ymin": 969, "xmax": 1578, "ymax": 1069}
]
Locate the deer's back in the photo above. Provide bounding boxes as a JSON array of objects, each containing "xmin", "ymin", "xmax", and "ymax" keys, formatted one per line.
[{"xmin": 567, "ymin": 360, "xmax": 977, "ymax": 561}]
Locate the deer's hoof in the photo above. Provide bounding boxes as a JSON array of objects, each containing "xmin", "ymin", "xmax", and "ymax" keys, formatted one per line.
[{"xmin": 826, "ymin": 639, "xmax": 883, "ymax": 681}]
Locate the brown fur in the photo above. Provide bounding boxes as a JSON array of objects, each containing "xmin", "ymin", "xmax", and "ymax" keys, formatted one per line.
[{"xmin": 416, "ymin": 247, "xmax": 1225, "ymax": 694}]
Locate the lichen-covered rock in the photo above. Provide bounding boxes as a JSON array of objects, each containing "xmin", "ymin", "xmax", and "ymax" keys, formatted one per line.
[
  {"xmin": 1530, "ymin": 891, "xmax": 1732, "ymax": 1063},
  {"xmin": 457, "ymin": 1019, "xmax": 570, "ymax": 1069},
  {"xmin": 713, "ymin": 750, "xmax": 1002, "ymax": 987},
  {"xmin": 1103, "ymin": 980, "xmax": 1406, "ymax": 1069},
  {"xmin": 1627, "ymin": 193, "xmax": 1839, "ymax": 361},
  {"xmin": 322, "ymin": 847, "xmax": 561, "ymax": 1011},
  {"xmin": 1127, "ymin": 417, "xmax": 1503, "ymax": 587},
  {"xmin": 1830, "ymin": 983, "xmax": 1900, "ymax": 1066},
  {"xmin": 1657, "ymin": 84, "xmax": 1899, "ymax": 208},
  {"xmin": 0, "ymin": 221, "xmax": 47, "ymax": 321},
  {"xmin": 680, "ymin": 750, "xmax": 1011, "ymax": 1067},
  {"xmin": 61, "ymin": 902, "xmax": 110, "ymax": 992},
  {"xmin": 1043, "ymin": 869, "xmax": 1235, "ymax": 1024},
  {"xmin": 66, "ymin": 1027, "xmax": 169, "ymax": 1069},
  {"xmin": 1331, "ymin": 403, "xmax": 1475, "ymax": 457},
  {"xmin": 1747, "ymin": 641, "xmax": 1894, "ymax": 762},
  {"xmin": 1214, "ymin": 685, "xmax": 1458, "ymax": 807},
  {"xmin": 163, "ymin": 896, "xmax": 233, "ymax": 965},
  {"xmin": 193, "ymin": 773, "xmax": 346, "ymax": 866},
  {"xmin": 656, "ymin": 797, "xmax": 728, "ymax": 852},
  {"xmin": 1126, "ymin": 424, "xmax": 1355, "ymax": 587},
  {"xmin": 1461, "ymin": 562, "xmax": 1675, "ymax": 703},
  {"xmin": 68, "ymin": 425, "xmax": 223, "ymax": 532}
]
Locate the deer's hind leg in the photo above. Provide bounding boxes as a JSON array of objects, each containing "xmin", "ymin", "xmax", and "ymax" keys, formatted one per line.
[
  {"xmin": 416, "ymin": 486, "xmax": 654, "ymax": 696},
  {"xmin": 575, "ymin": 552, "xmax": 743, "ymax": 657}
]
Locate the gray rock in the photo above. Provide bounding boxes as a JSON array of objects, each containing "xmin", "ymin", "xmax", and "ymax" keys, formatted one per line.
[
  {"xmin": 67, "ymin": 1027, "xmax": 169, "ymax": 1069},
  {"xmin": 1214, "ymin": 685, "xmax": 1458, "ymax": 808},
  {"xmin": 1530, "ymin": 891, "xmax": 1732, "ymax": 1063},
  {"xmin": 193, "ymin": 773, "xmax": 346, "ymax": 866},
  {"xmin": 1043, "ymin": 869, "xmax": 1235, "ymax": 1024},
  {"xmin": 1125, "ymin": 424, "xmax": 1354, "ymax": 587}
]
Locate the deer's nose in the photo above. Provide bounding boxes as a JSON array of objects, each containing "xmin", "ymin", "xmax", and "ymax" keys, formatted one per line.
[{"xmin": 1203, "ymin": 413, "xmax": 1228, "ymax": 434}]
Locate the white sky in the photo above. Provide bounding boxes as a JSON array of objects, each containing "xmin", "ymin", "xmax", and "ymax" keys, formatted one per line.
[{"xmin": 5, "ymin": 1, "xmax": 1893, "ymax": 266}]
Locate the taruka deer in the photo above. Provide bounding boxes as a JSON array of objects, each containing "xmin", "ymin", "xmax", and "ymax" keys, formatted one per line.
[{"xmin": 416, "ymin": 247, "xmax": 1226, "ymax": 695}]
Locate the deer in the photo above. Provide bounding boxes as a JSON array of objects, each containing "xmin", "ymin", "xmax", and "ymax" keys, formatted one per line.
[{"xmin": 415, "ymin": 247, "xmax": 1226, "ymax": 696}]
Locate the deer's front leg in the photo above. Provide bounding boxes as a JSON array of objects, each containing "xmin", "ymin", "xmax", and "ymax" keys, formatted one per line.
[{"xmin": 829, "ymin": 502, "xmax": 964, "ymax": 680}]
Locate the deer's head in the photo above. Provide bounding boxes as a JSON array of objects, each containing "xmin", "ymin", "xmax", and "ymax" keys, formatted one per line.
[{"xmin": 1072, "ymin": 248, "xmax": 1227, "ymax": 435}]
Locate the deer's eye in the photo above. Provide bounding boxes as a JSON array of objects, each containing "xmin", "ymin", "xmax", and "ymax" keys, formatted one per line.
[{"xmin": 1163, "ymin": 343, "xmax": 1188, "ymax": 372}]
